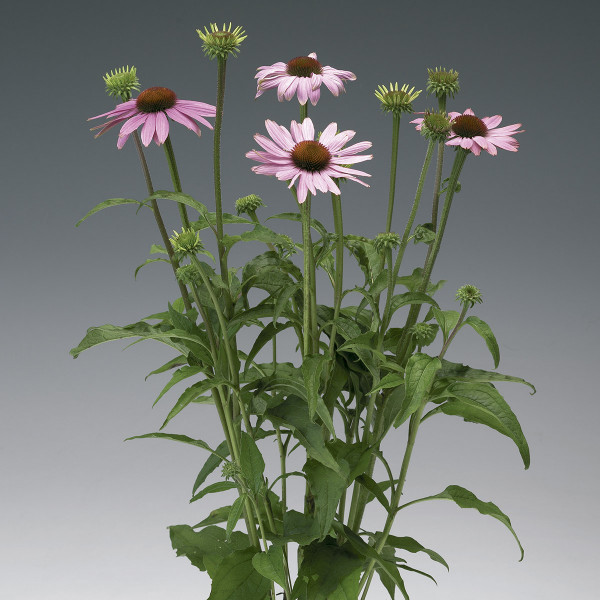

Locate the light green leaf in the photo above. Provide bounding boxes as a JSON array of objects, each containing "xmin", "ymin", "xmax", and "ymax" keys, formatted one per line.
[
  {"xmin": 251, "ymin": 545, "xmax": 287, "ymax": 589},
  {"xmin": 75, "ymin": 197, "xmax": 148, "ymax": 227},
  {"xmin": 239, "ymin": 432, "xmax": 265, "ymax": 494},
  {"xmin": 370, "ymin": 372, "xmax": 405, "ymax": 394},
  {"xmin": 190, "ymin": 481, "xmax": 237, "ymax": 503},
  {"xmin": 462, "ymin": 316, "xmax": 500, "ymax": 368},
  {"xmin": 134, "ymin": 257, "xmax": 170, "ymax": 279},
  {"xmin": 442, "ymin": 381, "xmax": 530, "ymax": 468},
  {"xmin": 401, "ymin": 484, "xmax": 524, "ymax": 560}
]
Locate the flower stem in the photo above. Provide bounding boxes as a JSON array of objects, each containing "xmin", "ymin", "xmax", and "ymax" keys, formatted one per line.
[
  {"xmin": 298, "ymin": 194, "xmax": 313, "ymax": 357},
  {"xmin": 300, "ymin": 102, "xmax": 308, "ymax": 123},
  {"xmin": 327, "ymin": 192, "xmax": 344, "ymax": 359},
  {"xmin": 213, "ymin": 56, "xmax": 228, "ymax": 284},
  {"xmin": 162, "ymin": 135, "xmax": 191, "ymax": 229},
  {"xmin": 385, "ymin": 113, "xmax": 401, "ymax": 233},
  {"xmin": 132, "ymin": 131, "xmax": 192, "ymax": 311},
  {"xmin": 395, "ymin": 148, "xmax": 469, "ymax": 365},
  {"xmin": 439, "ymin": 303, "xmax": 468, "ymax": 360}
]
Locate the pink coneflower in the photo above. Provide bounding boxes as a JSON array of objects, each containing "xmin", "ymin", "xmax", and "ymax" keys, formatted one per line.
[
  {"xmin": 411, "ymin": 108, "xmax": 523, "ymax": 156},
  {"xmin": 255, "ymin": 52, "xmax": 356, "ymax": 106},
  {"xmin": 246, "ymin": 118, "xmax": 372, "ymax": 203},
  {"xmin": 88, "ymin": 87, "xmax": 216, "ymax": 149}
]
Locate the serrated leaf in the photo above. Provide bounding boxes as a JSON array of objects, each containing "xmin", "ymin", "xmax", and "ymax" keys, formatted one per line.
[
  {"xmin": 403, "ymin": 485, "xmax": 524, "ymax": 560},
  {"xmin": 462, "ymin": 315, "xmax": 500, "ymax": 368},
  {"xmin": 75, "ymin": 197, "xmax": 148, "ymax": 227},
  {"xmin": 252, "ymin": 545, "xmax": 287, "ymax": 589},
  {"xmin": 442, "ymin": 381, "xmax": 530, "ymax": 468}
]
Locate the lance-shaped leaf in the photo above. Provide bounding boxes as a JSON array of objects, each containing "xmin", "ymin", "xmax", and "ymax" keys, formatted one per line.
[
  {"xmin": 462, "ymin": 315, "xmax": 500, "ymax": 368},
  {"xmin": 226, "ymin": 494, "xmax": 246, "ymax": 541},
  {"xmin": 431, "ymin": 307, "xmax": 461, "ymax": 343},
  {"xmin": 147, "ymin": 189, "xmax": 209, "ymax": 218},
  {"xmin": 441, "ymin": 382, "xmax": 530, "ymax": 468},
  {"xmin": 389, "ymin": 292, "xmax": 440, "ymax": 317},
  {"xmin": 153, "ymin": 365, "xmax": 205, "ymax": 406},
  {"xmin": 190, "ymin": 481, "xmax": 238, "ymax": 504},
  {"xmin": 208, "ymin": 547, "xmax": 270, "ymax": 600},
  {"xmin": 435, "ymin": 360, "xmax": 536, "ymax": 393},
  {"xmin": 75, "ymin": 197, "xmax": 149, "ymax": 227},
  {"xmin": 245, "ymin": 321, "xmax": 294, "ymax": 372},
  {"xmin": 124, "ymin": 432, "xmax": 227, "ymax": 460},
  {"xmin": 239, "ymin": 432, "xmax": 265, "ymax": 495},
  {"xmin": 394, "ymin": 353, "xmax": 441, "ymax": 427},
  {"xmin": 401, "ymin": 484, "xmax": 524, "ymax": 560},
  {"xmin": 382, "ymin": 535, "xmax": 449, "ymax": 570},
  {"xmin": 356, "ymin": 474, "xmax": 391, "ymax": 512},
  {"xmin": 302, "ymin": 353, "xmax": 327, "ymax": 421},
  {"xmin": 134, "ymin": 257, "xmax": 170, "ymax": 279},
  {"xmin": 251, "ymin": 545, "xmax": 287, "ymax": 590},
  {"xmin": 268, "ymin": 211, "xmax": 328, "ymax": 237}
]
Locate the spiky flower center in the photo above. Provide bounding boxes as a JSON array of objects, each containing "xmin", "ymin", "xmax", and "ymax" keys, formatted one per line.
[
  {"xmin": 136, "ymin": 87, "xmax": 177, "ymax": 113},
  {"xmin": 286, "ymin": 56, "xmax": 323, "ymax": 77},
  {"xmin": 291, "ymin": 140, "xmax": 331, "ymax": 172},
  {"xmin": 452, "ymin": 115, "xmax": 487, "ymax": 139}
]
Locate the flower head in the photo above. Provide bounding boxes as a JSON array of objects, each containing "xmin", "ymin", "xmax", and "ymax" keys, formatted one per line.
[
  {"xmin": 375, "ymin": 83, "xmax": 421, "ymax": 115},
  {"xmin": 103, "ymin": 66, "xmax": 140, "ymax": 101},
  {"xmin": 456, "ymin": 284, "xmax": 483, "ymax": 307},
  {"xmin": 197, "ymin": 23, "xmax": 246, "ymax": 59},
  {"xmin": 246, "ymin": 118, "xmax": 372, "ymax": 203},
  {"xmin": 236, "ymin": 194, "xmax": 265, "ymax": 215},
  {"xmin": 446, "ymin": 108, "xmax": 524, "ymax": 156},
  {"xmin": 373, "ymin": 232, "xmax": 401, "ymax": 254},
  {"xmin": 418, "ymin": 110, "xmax": 452, "ymax": 142},
  {"xmin": 255, "ymin": 52, "xmax": 356, "ymax": 106},
  {"xmin": 426, "ymin": 67, "xmax": 460, "ymax": 100},
  {"xmin": 88, "ymin": 87, "xmax": 216, "ymax": 149},
  {"xmin": 170, "ymin": 227, "xmax": 204, "ymax": 258},
  {"xmin": 176, "ymin": 264, "xmax": 202, "ymax": 286}
]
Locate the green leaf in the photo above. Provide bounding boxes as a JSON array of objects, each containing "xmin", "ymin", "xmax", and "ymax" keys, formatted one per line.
[
  {"xmin": 268, "ymin": 211, "xmax": 328, "ymax": 237},
  {"xmin": 124, "ymin": 432, "xmax": 227, "ymax": 460},
  {"xmin": 383, "ymin": 535, "xmax": 449, "ymax": 570},
  {"xmin": 370, "ymin": 372, "xmax": 405, "ymax": 394},
  {"xmin": 302, "ymin": 353, "xmax": 327, "ymax": 422},
  {"xmin": 245, "ymin": 321, "xmax": 294, "ymax": 371},
  {"xmin": 442, "ymin": 381, "xmax": 531, "ymax": 468},
  {"xmin": 265, "ymin": 397, "xmax": 340, "ymax": 472},
  {"xmin": 190, "ymin": 481, "xmax": 238, "ymax": 503},
  {"xmin": 402, "ymin": 484, "xmax": 524, "ymax": 561},
  {"xmin": 304, "ymin": 459, "xmax": 349, "ymax": 538},
  {"xmin": 395, "ymin": 353, "xmax": 441, "ymax": 427},
  {"xmin": 389, "ymin": 292, "xmax": 440, "ymax": 317},
  {"xmin": 148, "ymin": 190, "xmax": 209, "ymax": 218},
  {"xmin": 145, "ymin": 355, "xmax": 187, "ymax": 381},
  {"xmin": 431, "ymin": 308, "xmax": 461, "ymax": 343},
  {"xmin": 226, "ymin": 495, "xmax": 246, "ymax": 541},
  {"xmin": 239, "ymin": 432, "xmax": 265, "ymax": 494},
  {"xmin": 194, "ymin": 506, "xmax": 232, "ymax": 528},
  {"xmin": 281, "ymin": 510, "xmax": 321, "ymax": 546},
  {"xmin": 192, "ymin": 440, "xmax": 231, "ymax": 495},
  {"xmin": 435, "ymin": 360, "xmax": 536, "ymax": 393},
  {"xmin": 356, "ymin": 474, "xmax": 391, "ymax": 512},
  {"xmin": 462, "ymin": 316, "xmax": 500, "ymax": 368},
  {"xmin": 195, "ymin": 211, "xmax": 252, "ymax": 231},
  {"xmin": 208, "ymin": 547, "xmax": 270, "ymax": 600},
  {"xmin": 75, "ymin": 197, "xmax": 148, "ymax": 227},
  {"xmin": 134, "ymin": 257, "xmax": 170, "ymax": 279},
  {"xmin": 150, "ymin": 243, "xmax": 167, "ymax": 255},
  {"xmin": 252, "ymin": 545, "xmax": 287, "ymax": 589},
  {"xmin": 153, "ymin": 365, "xmax": 205, "ymax": 406}
]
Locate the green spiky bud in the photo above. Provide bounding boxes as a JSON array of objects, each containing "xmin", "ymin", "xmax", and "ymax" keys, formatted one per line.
[
  {"xmin": 103, "ymin": 66, "xmax": 140, "ymax": 102},
  {"xmin": 426, "ymin": 67, "xmax": 460, "ymax": 100},
  {"xmin": 176, "ymin": 264, "xmax": 202, "ymax": 286},
  {"xmin": 413, "ymin": 223, "xmax": 436, "ymax": 245},
  {"xmin": 197, "ymin": 23, "xmax": 247, "ymax": 59},
  {"xmin": 410, "ymin": 322, "xmax": 437, "ymax": 346},
  {"xmin": 456, "ymin": 284, "xmax": 483, "ymax": 308},
  {"xmin": 274, "ymin": 233, "xmax": 296, "ymax": 256},
  {"xmin": 420, "ymin": 110, "xmax": 452, "ymax": 142},
  {"xmin": 170, "ymin": 227, "xmax": 204, "ymax": 258},
  {"xmin": 221, "ymin": 461, "xmax": 242, "ymax": 481},
  {"xmin": 373, "ymin": 232, "xmax": 401, "ymax": 254},
  {"xmin": 375, "ymin": 83, "xmax": 421, "ymax": 115},
  {"xmin": 235, "ymin": 194, "xmax": 265, "ymax": 215}
]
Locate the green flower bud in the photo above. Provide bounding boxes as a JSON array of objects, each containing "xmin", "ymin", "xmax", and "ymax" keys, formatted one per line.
[
  {"xmin": 375, "ymin": 83, "xmax": 421, "ymax": 116},
  {"xmin": 274, "ymin": 233, "xmax": 296, "ymax": 256},
  {"xmin": 103, "ymin": 66, "xmax": 140, "ymax": 102},
  {"xmin": 426, "ymin": 67, "xmax": 460, "ymax": 100},
  {"xmin": 170, "ymin": 227, "xmax": 204, "ymax": 258},
  {"xmin": 413, "ymin": 223, "xmax": 436, "ymax": 245},
  {"xmin": 221, "ymin": 461, "xmax": 242, "ymax": 481},
  {"xmin": 456, "ymin": 284, "xmax": 483, "ymax": 308},
  {"xmin": 410, "ymin": 322, "xmax": 437, "ymax": 346},
  {"xmin": 235, "ymin": 194, "xmax": 265, "ymax": 215},
  {"xmin": 420, "ymin": 110, "xmax": 452, "ymax": 142},
  {"xmin": 176, "ymin": 264, "xmax": 202, "ymax": 286},
  {"xmin": 197, "ymin": 23, "xmax": 247, "ymax": 60},
  {"xmin": 373, "ymin": 232, "xmax": 401, "ymax": 254}
]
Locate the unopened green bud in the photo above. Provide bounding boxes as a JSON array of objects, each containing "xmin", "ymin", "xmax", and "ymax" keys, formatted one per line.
[
  {"xmin": 456, "ymin": 284, "xmax": 483, "ymax": 308},
  {"xmin": 375, "ymin": 83, "xmax": 421, "ymax": 115},
  {"xmin": 274, "ymin": 233, "xmax": 296, "ymax": 256},
  {"xmin": 221, "ymin": 461, "xmax": 241, "ymax": 481},
  {"xmin": 426, "ymin": 67, "xmax": 460, "ymax": 100},
  {"xmin": 103, "ymin": 66, "xmax": 140, "ymax": 101},
  {"xmin": 176, "ymin": 264, "xmax": 201, "ymax": 286},
  {"xmin": 235, "ymin": 194, "xmax": 265, "ymax": 215},
  {"xmin": 170, "ymin": 227, "xmax": 203, "ymax": 257},
  {"xmin": 410, "ymin": 322, "xmax": 437, "ymax": 346},
  {"xmin": 197, "ymin": 23, "xmax": 247, "ymax": 60},
  {"xmin": 413, "ymin": 223, "xmax": 436, "ymax": 245},
  {"xmin": 373, "ymin": 232, "xmax": 401, "ymax": 254},
  {"xmin": 420, "ymin": 110, "xmax": 452, "ymax": 142}
]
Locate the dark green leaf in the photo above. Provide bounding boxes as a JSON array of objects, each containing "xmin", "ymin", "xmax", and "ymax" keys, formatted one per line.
[
  {"xmin": 124, "ymin": 432, "xmax": 226, "ymax": 460},
  {"xmin": 192, "ymin": 440, "xmax": 231, "ymax": 495},
  {"xmin": 226, "ymin": 495, "xmax": 246, "ymax": 541},
  {"xmin": 153, "ymin": 365, "xmax": 205, "ymax": 406},
  {"xmin": 190, "ymin": 481, "xmax": 238, "ymax": 503},
  {"xmin": 160, "ymin": 378, "xmax": 225, "ymax": 429},
  {"xmin": 148, "ymin": 190, "xmax": 208, "ymax": 218},
  {"xmin": 462, "ymin": 316, "xmax": 500, "ymax": 368},
  {"xmin": 281, "ymin": 510, "xmax": 320, "ymax": 546},
  {"xmin": 356, "ymin": 474, "xmax": 391, "ymax": 512},
  {"xmin": 389, "ymin": 292, "xmax": 439, "ymax": 317},
  {"xmin": 208, "ymin": 547, "xmax": 270, "ymax": 600},
  {"xmin": 251, "ymin": 545, "xmax": 287, "ymax": 589},
  {"xmin": 134, "ymin": 257, "xmax": 170, "ymax": 279},
  {"xmin": 239, "ymin": 432, "xmax": 265, "ymax": 494},
  {"xmin": 383, "ymin": 535, "xmax": 449, "ymax": 570},
  {"xmin": 145, "ymin": 355, "xmax": 187, "ymax": 381},
  {"xmin": 75, "ymin": 197, "xmax": 148, "ymax": 227}
]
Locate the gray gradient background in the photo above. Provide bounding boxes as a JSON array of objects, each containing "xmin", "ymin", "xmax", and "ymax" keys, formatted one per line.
[{"xmin": 2, "ymin": 0, "xmax": 598, "ymax": 598}]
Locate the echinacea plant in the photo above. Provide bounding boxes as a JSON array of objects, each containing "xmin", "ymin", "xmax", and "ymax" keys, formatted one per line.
[{"xmin": 72, "ymin": 24, "xmax": 533, "ymax": 600}]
